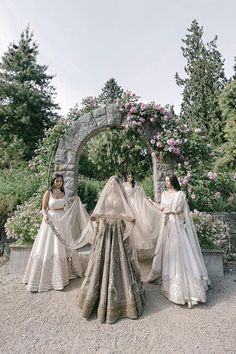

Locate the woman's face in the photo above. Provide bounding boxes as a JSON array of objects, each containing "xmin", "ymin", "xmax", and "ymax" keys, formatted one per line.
[
  {"xmin": 127, "ymin": 175, "xmax": 133, "ymax": 183},
  {"xmin": 107, "ymin": 181, "xmax": 116, "ymax": 194},
  {"xmin": 165, "ymin": 176, "xmax": 172, "ymax": 189},
  {"xmin": 54, "ymin": 177, "xmax": 63, "ymax": 189}
]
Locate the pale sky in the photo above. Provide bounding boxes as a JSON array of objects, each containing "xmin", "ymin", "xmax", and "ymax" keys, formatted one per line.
[{"xmin": 0, "ymin": 0, "xmax": 235, "ymax": 115}]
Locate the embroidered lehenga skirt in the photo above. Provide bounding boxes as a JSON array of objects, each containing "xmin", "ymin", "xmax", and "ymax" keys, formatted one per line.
[{"xmin": 78, "ymin": 217, "xmax": 145, "ymax": 324}]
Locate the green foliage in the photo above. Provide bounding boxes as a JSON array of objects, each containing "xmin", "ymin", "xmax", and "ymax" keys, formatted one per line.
[
  {"xmin": 176, "ymin": 20, "xmax": 227, "ymax": 145},
  {"xmin": 179, "ymin": 171, "xmax": 236, "ymax": 212},
  {"xmin": 78, "ymin": 176, "xmax": 105, "ymax": 212},
  {"xmin": 5, "ymin": 193, "xmax": 42, "ymax": 244},
  {"xmin": 140, "ymin": 175, "xmax": 154, "ymax": 199},
  {"xmin": 29, "ymin": 119, "xmax": 67, "ymax": 190},
  {"xmin": 5, "ymin": 120, "xmax": 67, "ymax": 242},
  {"xmin": 0, "ymin": 135, "xmax": 26, "ymax": 169},
  {"xmin": 0, "ymin": 26, "xmax": 59, "ymax": 159},
  {"xmin": 74, "ymin": 80, "xmax": 152, "ymax": 181},
  {"xmin": 81, "ymin": 129, "xmax": 152, "ymax": 181},
  {"xmin": 99, "ymin": 78, "xmax": 123, "ymax": 104},
  {"xmin": 215, "ymin": 79, "xmax": 236, "ymax": 172},
  {"xmin": 0, "ymin": 165, "xmax": 38, "ymax": 230}
]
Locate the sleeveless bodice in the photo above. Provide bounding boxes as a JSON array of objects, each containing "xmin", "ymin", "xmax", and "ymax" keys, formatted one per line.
[{"xmin": 48, "ymin": 194, "xmax": 66, "ymax": 210}]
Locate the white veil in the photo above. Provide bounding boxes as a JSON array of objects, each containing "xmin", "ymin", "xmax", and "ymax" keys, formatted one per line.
[
  {"xmin": 91, "ymin": 176, "xmax": 136, "ymax": 242},
  {"xmin": 173, "ymin": 191, "xmax": 210, "ymax": 281},
  {"xmin": 47, "ymin": 197, "xmax": 92, "ymax": 250},
  {"xmin": 125, "ymin": 185, "xmax": 163, "ymax": 249}
]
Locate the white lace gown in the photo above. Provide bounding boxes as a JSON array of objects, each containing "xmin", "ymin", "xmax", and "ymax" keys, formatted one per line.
[
  {"xmin": 149, "ymin": 191, "xmax": 210, "ymax": 307},
  {"xmin": 23, "ymin": 194, "xmax": 83, "ymax": 292}
]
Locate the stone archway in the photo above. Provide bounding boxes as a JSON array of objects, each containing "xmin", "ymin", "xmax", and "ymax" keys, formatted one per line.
[{"xmin": 54, "ymin": 104, "xmax": 175, "ymax": 201}]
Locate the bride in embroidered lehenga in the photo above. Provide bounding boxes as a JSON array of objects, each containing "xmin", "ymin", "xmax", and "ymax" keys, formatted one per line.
[
  {"xmin": 23, "ymin": 174, "xmax": 90, "ymax": 292},
  {"xmin": 147, "ymin": 175, "xmax": 210, "ymax": 308},
  {"xmin": 78, "ymin": 176, "xmax": 145, "ymax": 324}
]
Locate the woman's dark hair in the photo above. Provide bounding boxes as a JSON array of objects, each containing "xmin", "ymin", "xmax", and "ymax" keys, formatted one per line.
[
  {"xmin": 49, "ymin": 173, "xmax": 65, "ymax": 193},
  {"xmin": 126, "ymin": 172, "xmax": 135, "ymax": 188},
  {"xmin": 167, "ymin": 174, "xmax": 181, "ymax": 191}
]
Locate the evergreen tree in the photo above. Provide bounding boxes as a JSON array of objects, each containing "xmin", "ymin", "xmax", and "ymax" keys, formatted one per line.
[
  {"xmin": 233, "ymin": 57, "xmax": 236, "ymax": 79},
  {"xmin": 0, "ymin": 27, "xmax": 59, "ymax": 158},
  {"xmin": 175, "ymin": 20, "xmax": 227, "ymax": 144},
  {"xmin": 99, "ymin": 77, "xmax": 123, "ymax": 104},
  {"xmin": 215, "ymin": 78, "xmax": 236, "ymax": 172}
]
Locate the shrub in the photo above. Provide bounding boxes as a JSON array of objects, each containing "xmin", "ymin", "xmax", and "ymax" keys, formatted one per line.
[
  {"xmin": 5, "ymin": 194, "xmax": 42, "ymax": 244},
  {"xmin": 78, "ymin": 176, "xmax": 105, "ymax": 212},
  {"xmin": 191, "ymin": 210, "xmax": 230, "ymax": 254},
  {"xmin": 140, "ymin": 175, "xmax": 154, "ymax": 199}
]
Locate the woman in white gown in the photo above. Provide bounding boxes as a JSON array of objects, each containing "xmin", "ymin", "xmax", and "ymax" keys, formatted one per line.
[
  {"xmin": 123, "ymin": 173, "xmax": 162, "ymax": 259},
  {"xmin": 78, "ymin": 176, "xmax": 145, "ymax": 324},
  {"xmin": 147, "ymin": 175, "xmax": 210, "ymax": 308},
  {"xmin": 23, "ymin": 174, "xmax": 87, "ymax": 292}
]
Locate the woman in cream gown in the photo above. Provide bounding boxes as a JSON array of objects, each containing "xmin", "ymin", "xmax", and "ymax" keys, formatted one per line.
[
  {"xmin": 147, "ymin": 175, "xmax": 210, "ymax": 308},
  {"xmin": 78, "ymin": 176, "xmax": 145, "ymax": 324},
  {"xmin": 23, "ymin": 174, "xmax": 88, "ymax": 292}
]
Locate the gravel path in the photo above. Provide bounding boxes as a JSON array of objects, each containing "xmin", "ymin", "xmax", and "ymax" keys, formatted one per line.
[{"xmin": 0, "ymin": 258, "xmax": 236, "ymax": 354}]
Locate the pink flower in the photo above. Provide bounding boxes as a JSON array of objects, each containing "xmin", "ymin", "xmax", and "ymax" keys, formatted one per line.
[
  {"xmin": 191, "ymin": 193, "xmax": 196, "ymax": 200},
  {"xmin": 151, "ymin": 151, "xmax": 156, "ymax": 157},
  {"xmin": 137, "ymin": 121, "xmax": 142, "ymax": 126},
  {"xmin": 173, "ymin": 147, "xmax": 181, "ymax": 155},
  {"xmin": 125, "ymin": 102, "xmax": 131, "ymax": 110},
  {"xmin": 167, "ymin": 138, "xmax": 175, "ymax": 146},
  {"xmin": 182, "ymin": 178, "xmax": 189, "ymax": 185},
  {"xmin": 130, "ymin": 106, "xmax": 137, "ymax": 114},
  {"xmin": 175, "ymin": 139, "xmax": 181, "ymax": 145},
  {"xmin": 156, "ymin": 142, "xmax": 163, "ymax": 148},
  {"xmin": 140, "ymin": 103, "xmax": 147, "ymax": 111},
  {"xmin": 207, "ymin": 171, "xmax": 217, "ymax": 181},
  {"xmin": 163, "ymin": 115, "xmax": 169, "ymax": 121},
  {"xmin": 150, "ymin": 139, "xmax": 155, "ymax": 145}
]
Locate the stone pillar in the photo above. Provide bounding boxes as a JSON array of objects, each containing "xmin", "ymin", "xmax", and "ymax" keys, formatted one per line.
[{"xmin": 152, "ymin": 154, "xmax": 175, "ymax": 202}]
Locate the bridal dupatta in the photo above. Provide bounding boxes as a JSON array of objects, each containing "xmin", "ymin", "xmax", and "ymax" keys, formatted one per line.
[{"xmin": 47, "ymin": 196, "xmax": 92, "ymax": 251}]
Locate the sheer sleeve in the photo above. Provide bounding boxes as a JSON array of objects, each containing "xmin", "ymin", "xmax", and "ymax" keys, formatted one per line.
[{"xmin": 174, "ymin": 191, "xmax": 186, "ymax": 214}]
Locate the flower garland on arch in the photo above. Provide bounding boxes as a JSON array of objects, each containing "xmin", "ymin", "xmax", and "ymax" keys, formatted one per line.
[{"xmin": 116, "ymin": 91, "xmax": 189, "ymax": 161}]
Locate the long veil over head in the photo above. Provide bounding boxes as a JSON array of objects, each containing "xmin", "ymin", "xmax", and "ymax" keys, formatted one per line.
[{"xmin": 91, "ymin": 176, "xmax": 136, "ymax": 241}]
